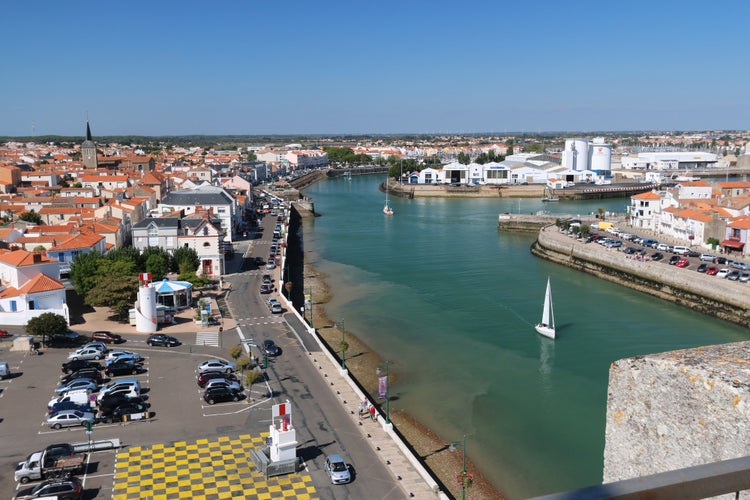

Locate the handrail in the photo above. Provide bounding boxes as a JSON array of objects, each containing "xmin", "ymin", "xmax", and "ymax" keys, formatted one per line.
[{"xmin": 531, "ymin": 455, "xmax": 750, "ymax": 500}]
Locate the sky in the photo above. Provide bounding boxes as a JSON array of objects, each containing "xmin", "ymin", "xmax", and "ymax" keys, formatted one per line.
[{"xmin": 1, "ymin": 0, "xmax": 748, "ymax": 136}]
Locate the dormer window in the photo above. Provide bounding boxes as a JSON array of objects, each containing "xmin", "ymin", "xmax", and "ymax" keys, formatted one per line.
[{"xmin": 203, "ymin": 227, "xmax": 209, "ymax": 236}]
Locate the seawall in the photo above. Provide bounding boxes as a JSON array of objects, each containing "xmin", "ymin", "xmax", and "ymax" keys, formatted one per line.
[{"xmin": 530, "ymin": 223, "xmax": 750, "ymax": 328}]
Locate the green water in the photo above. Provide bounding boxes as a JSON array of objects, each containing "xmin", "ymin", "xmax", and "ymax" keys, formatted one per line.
[{"xmin": 300, "ymin": 175, "xmax": 748, "ymax": 499}]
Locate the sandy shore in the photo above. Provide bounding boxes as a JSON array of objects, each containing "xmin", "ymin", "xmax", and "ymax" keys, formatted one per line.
[{"xmin": 304, "ymin": 265, "xmax": 504, "ymax": 500}]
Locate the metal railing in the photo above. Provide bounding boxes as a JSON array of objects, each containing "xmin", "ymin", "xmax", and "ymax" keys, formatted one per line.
[{"xmin": 532, "ymin": 455, "xmax": 750, "ymax": 500}]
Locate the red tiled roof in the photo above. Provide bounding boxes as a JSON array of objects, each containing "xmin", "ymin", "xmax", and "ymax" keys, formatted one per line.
[{"xmin": 0, "ymin": 249, "xmax": 55, "ymax": 266}]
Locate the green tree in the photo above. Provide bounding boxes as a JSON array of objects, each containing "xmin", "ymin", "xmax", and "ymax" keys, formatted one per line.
[
  {"xmin": 145, "ymin": 253, "xmax": 169, "ymax": 280},
  {"xmin": 85, "ymin": 259, "xmax": 139, "ymax": 319},
  {"xmin": 69, "ymin": 251, "xmax": 103, "ymax": 298},
  {"xmin": 26, "ymin": 312, "xmax": 68, "ymax": 345},
  {"xmin": 457, "ymin": 152, "xmax": 471, "ymax": 165},
  {"xmin": 171, "ymin": 247, "xmax": 199, "ymax": 273},
  {"xmin": 246, "ymin": 151, "xmax": 257, "ymax": 162},
  {"xmin": 19, "ymin": 210, "xmax": 43, "ymax": 225},
  {"xmin": 106, "ymin": 247, "xmax": 140, "ymax": 269}
]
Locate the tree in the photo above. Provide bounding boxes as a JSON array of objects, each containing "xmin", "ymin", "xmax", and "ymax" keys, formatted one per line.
[
  {"xmin": 145, "ymin": 253, "xmax": 169, "ymax": 280},
  {"xmin": 457, "ymin": 152, "xmax": 471, "ymax": 165},
  {"xmin": 26, "ymin": 312, "xmax": 68, "ymax": 345},
  {"xmin": 171, "ymin": 247, "xmax": 199, "ymax": 274},
  {"xmin": 70, "ymin": 251, "xmax": 103, "ymax": 298},
  {"xmin": 85, "ymin": 259, "xmax": 139, "ymax": 319},
  {"xmin": 244, "ymin": 369, "xmax": 263, "ymax": 400},
  {"xmin": 19, "ymin": 210, "xmax": 43, "ymax": 225}
]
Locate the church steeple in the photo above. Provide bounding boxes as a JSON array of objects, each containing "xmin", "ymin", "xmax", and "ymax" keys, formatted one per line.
[{"xmin": 81, "ymin": 120, "xmax": 98, "ymax": 169}]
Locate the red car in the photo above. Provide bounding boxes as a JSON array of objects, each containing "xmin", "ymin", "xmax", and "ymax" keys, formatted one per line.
[
  {"xmin": 675, "ymin": 258, "xmax": 690, "ymax": 268},
  {"xmin": 91, "ymin": 331, "xmax": 125, "ymax": 344},
  {"xmin": 706, "ymin": 266, "xmax": 719, "ymax": 275},
  {"xmin": 0, "ymin": 329, "xmax": 11, "ymax": 338}
]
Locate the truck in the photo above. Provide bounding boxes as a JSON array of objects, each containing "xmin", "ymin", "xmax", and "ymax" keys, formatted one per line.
[{"xmin": 14, "ymin": 447, "xmax": 86, "ymax": 483}]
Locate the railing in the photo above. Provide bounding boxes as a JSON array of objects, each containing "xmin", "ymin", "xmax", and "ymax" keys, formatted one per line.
[{"xmin": 531, "ymin": 455, "xmax": 750, "ymax": 500}]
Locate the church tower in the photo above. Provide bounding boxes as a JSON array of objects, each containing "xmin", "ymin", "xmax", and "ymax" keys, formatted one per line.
[{"xmin": 81, "ymin": 121, "xmax": 98, "ymax": 169}]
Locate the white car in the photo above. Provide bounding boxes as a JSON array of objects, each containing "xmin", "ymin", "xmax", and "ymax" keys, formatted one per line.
[
  {"xmin": 47, "ymin": 409, "xmax": 95, "ymax": 429},
  {"xmin": 716, "ymin": 268, "xmax": 731, "ymax": 278},
  {"xmin": 197, "ymin": 359, "xmax": 236, "ymax": 374},
  {"xmin": 81, "ymin": 341, "xmax": 109, "ymax": 352},
  {"xmin": 67, "ymin": 347, "xmax": 105, "ymax": 361}
]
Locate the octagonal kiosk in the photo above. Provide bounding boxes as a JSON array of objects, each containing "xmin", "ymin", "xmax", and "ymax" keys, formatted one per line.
[{"xmin": 250, "ymin": 401, "xmax": 300, "ymax": 478}]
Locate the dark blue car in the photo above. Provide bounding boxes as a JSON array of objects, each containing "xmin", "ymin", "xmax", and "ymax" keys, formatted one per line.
[{"xmin": 48, "ymin": 401, "xmax": 90, "ymax": 415}]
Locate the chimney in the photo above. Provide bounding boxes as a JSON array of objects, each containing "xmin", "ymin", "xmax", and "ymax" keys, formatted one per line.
[{"xmin": 33, "ymin": 252, "xmax": 41, "ymax": 263}]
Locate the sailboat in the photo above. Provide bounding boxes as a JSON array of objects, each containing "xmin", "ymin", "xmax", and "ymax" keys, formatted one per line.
[
  {"xmin": 383, "ymin": 179, "xmax": 394, "ymax": 216},
  {"xmin": 535, "ymin": 277, "xmax": 556, "ymax": 339}
]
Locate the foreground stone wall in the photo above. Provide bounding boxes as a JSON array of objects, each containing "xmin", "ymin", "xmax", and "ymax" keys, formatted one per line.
[
  {"xmin": 603, "ymin": 342, "xmax": 750, "ymax": 483},
  {"xmin": 532, "ymin": 224, "xmax": 750, "ymax": 328}
]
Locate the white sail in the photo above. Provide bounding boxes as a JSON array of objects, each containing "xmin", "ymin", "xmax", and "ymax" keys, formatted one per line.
[
  {"xmin": 535, "ymin": 277, "xmax": 556, "ymax": 339},
  {"xmin": 383, "ymin": 178, "xmax": 394, "ymax": 215}
]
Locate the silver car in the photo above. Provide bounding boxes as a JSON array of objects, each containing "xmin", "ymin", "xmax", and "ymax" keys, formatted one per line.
[
  {"xmin": 324, "ymin": 454, "xmax": 351, "ymax": 484},
  {"xmin": 204, "ymin": 378, "xmax": 242, "ymax": 392},
  {"xmin": 67, "ymin": 347, "xmax": 105, "ymax": 361},
  {"xmin": 197, "ymin": 359, "xmax": 236, "ymax": 374},
  {"xmin": 55, "ymin": 378, "xmax": 98, "ymax": 395},
  {"xmin": 47, "ymin": 409, "xmax": 95, "ymax": 429}
]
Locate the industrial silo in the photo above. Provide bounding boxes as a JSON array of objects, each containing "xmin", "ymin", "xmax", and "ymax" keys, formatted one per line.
[{"xmin": 589, "ymin": 144, "xmax": 612, "ymax": 172}]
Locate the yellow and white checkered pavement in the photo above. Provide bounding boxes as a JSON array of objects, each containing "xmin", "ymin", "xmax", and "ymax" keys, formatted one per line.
[{"xmin": 112, "ymin": 434, "xmax": 317, "ymax": 499}]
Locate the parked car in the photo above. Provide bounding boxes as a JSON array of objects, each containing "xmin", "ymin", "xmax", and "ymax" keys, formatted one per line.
[
  {"xmin": 668, "ymin": 255, "xmax": 681, "ymax": 265},
  {"xmin": 204, "ymin": 378, "xmax": 242, "ymax": 392},
  {"xmin": 716, "ymin": 268, "xmax": 731, "ymax": 278},
  {"xmin": 61, "ymin": 359, "xmax": 102, "ymax": 374},
  {"xmin": 13, "ymin": 476, "xmax": 82, "ymax": 500},
  {"xmin": 651, "ymin": 252, "xmax": 664, "ymax": 261},
  {"xmin": 324, "ymin": 454, "xmax": 352, "ymax": 484},
  {"xmin": 98, "ymin": 394, "xmax": 148, "ymax": 413},
  {"xmin": 657, "ymin": 243, "xmax": 673, "ymax": 252},
  {"xmin": 260, "ymin": 283, "xmax": 272, "ymax": 294},
  {"xmin": 81, "ymin": 341, "xmax": 109, "ymax": 353},
  {"xmin": 675, "ymin": 258, "xmax": 690, "ymax": 268},
  {"xmin": 100, "ymin": 402, "xmax": 149, "ymax": 423},
  {"xmin": 604, "ymin": 240, "xmax": 622, "ymax": 249},
  {"xmin": 91, "ymin": 331, "xmax": 125, "ymax": 344},
  {"xmin": 146, "ymin": 334, "xmax": 180, "ymax": 347},
  {"xmin": 740, "ymin": 272, "xmax": 750, "ymax": 283},
  {"xmin": 45, "ymin": 331, "xmax": 84, "ymax": 348},
  {"xmin": 67, "ymin": 347, "xmax": 105, "ymax": 361},
  {"xmin": 60, "ymin": 368, "xmax": 103, "ymax": 385},
  {"xmin": 203, "ymin": 386, "xmax": 241, "ymax": 404},
  {"xmin": 727, "ymin": 270, "xmax": 741, "ymax": 281},
  {"xmin": 700, "ymin": 254, "xmax": 716, "ymax": 262},
  {"xmin": 696, "ymin": 263, "xmax": 708, "ymax": 273},
  {"xmin": 706, "ymin": 266, "xmax": 719, "ymax": 276},
  {"xmin": 46, "ymin": 409, "xmax": 95, "ymax": 429},
  {"xmin": 197, "ymin": 359, "xmax": 236, "ymax": 374},
  {"xmin": 730, "ymin": 261, "xmax": 750, "ymax": 270},
  {"xmin": 55, "ymin": 378, "xmax": 98, "ymax": 395},
  {"xmin": 48, "ymin": 401, "xmax": 91, "ymax": 415},
  {"xmin": 262, "ymin": 339, "xmax": 281, "ymax": 357},
  {"xmin": 196, "ymin": 372, "xmax": 240, "ymax": 388},
  {"xmin": 262, "ymin": 274, "xmax": 273, "ymax": 285},
  {"xmin": 105, "ymin": 360, "xmax": 141, "ymax": 377},
  {"xmin": 265, "ymin": 260, "xmax": 276, "ymax": 270},
  {"xmin": 623, "ymin": 247, "xmax": 637, "ymax": 255},
  {"xmin": 105, "ymin": 350, "xmax": 143, "ymax": 364},
  {"xmin": 266, "ymin": 298, "xmax": 283, "ymax": 314}
]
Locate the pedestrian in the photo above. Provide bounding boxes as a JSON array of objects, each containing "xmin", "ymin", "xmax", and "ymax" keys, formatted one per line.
[
  {"xmin": 369, "ymin": 404, "xmax": 376, "ymax": 421},
  {"xmin": 358, "ymin": 402, "xmax": 364, "ymax": 419}
]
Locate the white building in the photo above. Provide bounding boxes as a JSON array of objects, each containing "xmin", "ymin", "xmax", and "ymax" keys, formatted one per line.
[
  {"xmin": 0, "ymin": 250, "xmax": 68, "ymax": 326},
  {"xmin": 621, "ymin": 152, "xmax": 718, "ymax": 170}
]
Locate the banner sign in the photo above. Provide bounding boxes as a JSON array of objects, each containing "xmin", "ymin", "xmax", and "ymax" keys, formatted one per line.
[{"xmin": 378, "ymin": 375, "xmax": 387, "ymax": 400}]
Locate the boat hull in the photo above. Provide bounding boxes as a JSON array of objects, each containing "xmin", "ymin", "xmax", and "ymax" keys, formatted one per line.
[{"xmin": 535, "ymin": 323, "xmax": 555, "ymax": 339}]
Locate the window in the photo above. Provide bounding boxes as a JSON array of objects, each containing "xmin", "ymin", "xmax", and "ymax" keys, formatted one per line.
[{"xmin": 203, "ymin": 227, "xmax": 209, "ymax": 235}]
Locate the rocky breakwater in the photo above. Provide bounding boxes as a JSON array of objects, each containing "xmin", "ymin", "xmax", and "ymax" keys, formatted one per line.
[
  {"xmin": 531, "ymin": 224, "xmax": 750, "ymax": 328},
  {"xmin": 603, "ymin": 341, "xmax": 750, "ymax": 483}
]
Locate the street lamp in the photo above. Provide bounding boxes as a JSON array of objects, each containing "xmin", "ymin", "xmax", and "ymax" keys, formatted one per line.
[
  {"xmin": 375, "ymin": 362, "xmax": 391, "ymax": 424},
  {"xmin": 449, "ymin": 434, "xmax": 468, "ymax": 500}
]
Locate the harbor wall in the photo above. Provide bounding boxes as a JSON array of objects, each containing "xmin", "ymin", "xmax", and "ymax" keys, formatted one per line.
[
  {"xmin": 603, "ymin": 341, "xmax": 750, "ymax": 485},
  {"xmin": 530, "ymin": 224, "xmax": 750, "ymax": 328}
]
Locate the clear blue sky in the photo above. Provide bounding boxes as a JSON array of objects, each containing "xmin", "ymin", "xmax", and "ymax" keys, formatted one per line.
[{"xmin": 2, "ymin": 0, "xmax": 748, "ymax": 136}]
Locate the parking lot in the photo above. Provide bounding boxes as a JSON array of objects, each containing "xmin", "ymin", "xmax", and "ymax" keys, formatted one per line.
[{"xmin": 0, "ymin": 337, "xmax": 293, "ymax": 498}]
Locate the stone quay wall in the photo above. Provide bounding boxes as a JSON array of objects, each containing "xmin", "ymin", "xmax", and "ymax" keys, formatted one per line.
[
  {"xmin": 530, "ymin": 223, "xmax": 750, "ymax": 328},
  {"xmin": 603, "ymin": 341, "xmax": 750, "ymax": 484}
]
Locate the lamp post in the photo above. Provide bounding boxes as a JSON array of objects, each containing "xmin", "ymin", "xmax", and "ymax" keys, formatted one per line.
[
  {"xmin": 305, "ymin": 287, "xmax": 313, "ymax": 328},
  {"xmin": 449, "ymin": 434, "xmax": 468, "ymax": 500},
  {"xmin": 375, "ymin": 362, "xmax": 391, "ymax": 424}
]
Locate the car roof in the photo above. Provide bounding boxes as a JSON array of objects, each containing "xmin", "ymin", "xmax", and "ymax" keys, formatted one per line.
[{"xmin": 327, "ymin": 453, "xmax": 345, "ymax": 462}]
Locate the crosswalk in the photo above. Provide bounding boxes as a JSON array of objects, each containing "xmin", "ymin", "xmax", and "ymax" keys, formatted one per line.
[{"xmin": 195, "ymin": 331, "xmax": 220, "ymax": 347}]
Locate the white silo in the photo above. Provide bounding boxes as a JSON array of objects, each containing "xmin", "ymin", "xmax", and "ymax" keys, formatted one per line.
[
  {"xmin": 589, "ymin": 143, "xmax": 612, "ymax": 172},
  {"xmin": 563, "ymin": 139, "xmax": 590, "ymax": 171}
]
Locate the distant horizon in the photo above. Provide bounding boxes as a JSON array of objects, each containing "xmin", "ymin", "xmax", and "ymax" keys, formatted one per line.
[{"xmin": 2, "ymin": 1, "xmax": 749, "ymax": 136}]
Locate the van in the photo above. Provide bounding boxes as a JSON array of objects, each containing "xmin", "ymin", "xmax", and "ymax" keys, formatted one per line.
[
  {"xmin": 48, "ymin": 389, "xmax": 90, "ymax": 409},
  {"xmin": 0, "ymin": 361, "xmax": 10, "ymax": 379},
  {"xmin": 673, "ymin": 246, "xmax": 691, "ymax": 256}
]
